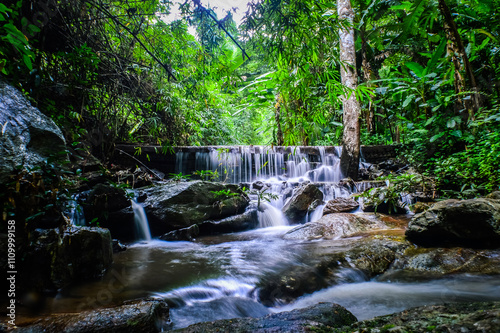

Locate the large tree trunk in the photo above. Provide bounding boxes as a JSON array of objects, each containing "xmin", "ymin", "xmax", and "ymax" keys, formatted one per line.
[
  {"xmin": 438, "ymin": 0, "xmax": 481, "ymax": 120},
  {"xmin": 338, "ymin": 0, "xmax": 361, "ymax": 180},
  {"xmin": 275, "ymin": 94, "xmax": 284, "ymax": 146}
]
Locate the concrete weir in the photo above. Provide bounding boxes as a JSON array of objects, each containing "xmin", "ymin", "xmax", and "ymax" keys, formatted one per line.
[{"xmin": 114, "ymin": 144, "xmax": 398, "ymax": 182}]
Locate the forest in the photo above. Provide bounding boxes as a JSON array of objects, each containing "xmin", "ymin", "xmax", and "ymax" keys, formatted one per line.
[
  {"xmin": 1, "ymin": 0, "xmax": 499, "ymax": 195},
  {"xmin": 1, "ymin": 0, "xmax": 500, "ymax": 331}
]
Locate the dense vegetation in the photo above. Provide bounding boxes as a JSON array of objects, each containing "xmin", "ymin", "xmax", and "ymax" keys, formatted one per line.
[{"xmin": 1, "ymin": 0, "xmax": 499, "ymax": 196}]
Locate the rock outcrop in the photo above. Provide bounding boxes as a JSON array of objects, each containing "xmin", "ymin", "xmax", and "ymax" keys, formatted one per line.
[
  {"xmin": 406, "ymin": 197, "xmax": 500, "ymax": 248},
  {"xmin": 20, "ymin": 226, "xmax": 113, "ymax": 291},
  {"xmin": 16, "ymin": 299, "xmax": 169, "ymax": 333},
  {"xmin": 176, "ymin": 302, "xmax": 357, "ymax": 333},
  {"xmin": 282, "ymin": 183, "xmax": 323, "ymax": 223},
  {"xmin": 283, "ymin": 213, "xmax": 386, "ymax": 240},
  {"xmin": 0, "ymin": 80, "xmax": 66, "ymax": 184},
  {"xmin": 142, "ymin": 181, "xmax": 249, "ymax": 235},
  {"xmin": 323, "ymin": 197, "xmax": 359, "ymax": 214}
]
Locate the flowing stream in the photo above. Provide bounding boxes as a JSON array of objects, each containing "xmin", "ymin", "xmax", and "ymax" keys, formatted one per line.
[{"xmin": 51, "ymin": 146, "xmax": 500, "ymax": 330}]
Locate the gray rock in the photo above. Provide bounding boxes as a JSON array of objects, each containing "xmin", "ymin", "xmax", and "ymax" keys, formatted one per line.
[
  {"xmin": 80, "ymin": 184, "xmax": 135, "ymax": 241},
  {"xmin": 199, "ymin": 207, "xmax": 258, "ymax": 235},
  {"xmin": 0, "ymin": 80, "xmax": 66, "ymax": 184},
  {"xmin": 406, "ymin": 198, "xmax": 500, "ymax": 248},
  {"xmin": 347, "ymin": 302, "xmax": 500, "ymax": 333},
  {"xmin": 142, "ymin": 181, "xmax": 249, "ymax": 235},
  {"xmin": 21, "ymin": 226, "xmax": 113, "ymax": 291},
  {"xmin": 283, "ymin": 213, "xmax": 386, "ymax": 240},
  {"xmin": 282, "ymin": 183, "xmax": 323, "ymax": 223},
  {"xmin": 323, "ymin": 197, "xmax": 359, "ymax": 214},
  {"xmin": 486, "ymin": 191, "xmax": 500, "ymax": 200},
  {"xmin": 381, "ymin": 246, "xmax": 500, "ymax": 280},
  {"xmin": 160, "ymin": 224, "xmax": 199, "ymax": 241},
  {"xmin": 177, "ymin": 302, "xmax": 357, "ymax": 333},
  {"xmin": 16, "ymin": 299, "xmax": 170, "ymax": 333}
]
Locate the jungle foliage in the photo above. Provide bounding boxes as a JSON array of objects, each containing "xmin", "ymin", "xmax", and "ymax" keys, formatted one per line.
[{"xmin": 1, "ymin": 0, "xmax": 500, "ymax": 195}]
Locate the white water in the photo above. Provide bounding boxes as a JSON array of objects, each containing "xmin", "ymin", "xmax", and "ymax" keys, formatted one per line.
[
  {"xmin": 131, "ymin": 199, "xmax": 152, "ymax": 241},
  {"xmin": 274, "ymin": 276, "xmax": 500, "ymax": 321},
  {"xmin": 257, "ymin": 202, "xmax": 289, "ymax": 228}
]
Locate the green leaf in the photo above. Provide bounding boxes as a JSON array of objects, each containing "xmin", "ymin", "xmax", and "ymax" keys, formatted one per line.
[
  {"xmin": 451, "ymin": 130, "xmax": 462, "ymax": 138},
  {"xmin": 405, "ymin": 62, "xmax": 424, "ymax": 78},
  {"xmin": 22, "ymin": 54, "xmax": 32, "ymax": 70},
  {"xmin": 446, "ymin": 119, "xmax": 456, "ymax": 128},
  {"xmin": 430, "ymin": 132, "xmax": 444, "ymax": 142}
]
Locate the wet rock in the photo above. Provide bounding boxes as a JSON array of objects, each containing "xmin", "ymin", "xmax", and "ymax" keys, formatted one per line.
[
  {"xmin": 20, "ymin": 226, "xmax": 112, "ymax": 291},
  {"xmin": 381, "ymin": 246, "xmax": 500, "ymax": 280},
  {"xmin": 160, "ymin": 224, "xmax": 200, "ymax": 241},
  {"xmin": 0, "ymin": 80, "xmax": 66, "ymax": 184},
  {"xmin": 283, "ymin": 213, "xmax": 387, "ymax": 240},
  {"xmin": 252, "ymin": 180, "xmax": 266, "ymax": 190},
  {"xmin": 345, "ymin": 302, "xmax": 500, "ymax": 333},
  {"xmin": 413, "ymin": 202, "xmax": 431, "ymax": 214},
  {"xmin": 486, "ymin": 191, "xmax": 500, "ymax": 200},
  {"xmin": 142, "ymin": 181, "xmax": 249, "ymax": 235},
  {"xmin": 16, "ymin": 299, "xmax": 170, "ymax": 333},
  {"xmin": 323, "ymin": 197, "xmax": 359, "ymax": 214},
  {"xmin": 80, "ymin": 184, "xmax": 135, "ymax": 240},
  {"xmin": 177, "ymin": 302, "xmax": 357, "ymax": 333},
  {"xmin": 282, "ymin": 183, "xmax": 323, "ymax": 223},
  {"xmin": 258, "ymin": 238, "xmax": 406, "ymax": 306},
  {"xmin": 112, "ymin": 239, "xmax": 127, "ymax": 253},
  {"xmin": 345, "ymin": 238, "xmax": 408, "ymax": 277},
  {"xmin": 198, "ymin": 207, "xmax": 258, "ymax": 235},
  {"xmin": 406, "ymin": 198, "xmax": 500, "ymax": 248}
]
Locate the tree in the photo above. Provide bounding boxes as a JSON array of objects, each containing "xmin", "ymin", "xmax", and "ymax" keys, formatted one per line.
[{"xmin": 338, "ymin": 0, "xmax": 361, "ymax": 180}]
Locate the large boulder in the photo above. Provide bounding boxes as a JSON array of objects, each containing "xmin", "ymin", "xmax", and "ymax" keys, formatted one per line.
[
  {"xmin": 406, "ymin": 198, "xmax": 500, "ymax": 248},
  {"xmin": 142, "ymin": 181, "xmax": 250, "ymax": 235},
  {"xmin": 16, "ymin": 299, "xmax": 169, "ymax": 333},
  {"xmin": 0, "ymin": 80, "xmax": 66, "ymax": 184},
  {"xmin": 80, "ymin": 184, "xmax": 136, "ymax": 241},
  {"xmin": 346, "ymin": 302, "xmax": 500, "ymax": 333},
  {"xmin": 323, "ymin": 197, "xmax": 359, "ymax": 214},
  {"xmin": 177, "ymin": 302, "xmax": 357, "ymax": 333},
  {"xmin": 199, "ymin": 207, "xmax": 259, "ymax": 235},
  {"xmin": 20, "ymin": 226, "xmax": 113, "ymax": 291},
  {"xmin": 381, "ymin": 246, "xmax": 500, "ymax": 280},
  {"xmin": 283, "ymin": 213, "xmax": 387, "ymax": 240},
  {"xmin": 282, "ymin": 183, "xmax": 323, "ymax": 223}
]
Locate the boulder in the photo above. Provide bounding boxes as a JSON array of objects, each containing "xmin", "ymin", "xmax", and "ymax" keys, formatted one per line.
[
  {"xmin": 282, "ymin": 183, "xmax": 323, "ymax": 223},
  {"xmin": 346, "ymin": 302, "xmax": 500, "ymax": 333},
  {"xmin": 283, "ymin": 213, "xmax": 387, "ymax": 240},
  {"xmin": 142, "ymin": 181, "xmax": 249, "ymax": 235},
  {"xmin": 177, "ymin": 302, "xmax": 357, "ymax": 333},
  {"xmin": 381, "ymin": 246, "xmax": 500, "ymax": 280},
  {"xmin": 80, "ymin": 184, "xmax": 136, "ymax": 240},
  {"xmin": 16, "ymin": 299, "xmax": 170, "ymax": 333},
  {"xmin": 323, "ymin": 197, "xmax": 359, "ymax": 214},
  {"xmin": 406, "ymin": 198, "xmax": 500, "ymax": 248},
  {"xmin": 20, "ymin": 226, "xmax": 112, "ymax": 291},
  {"xmin": 486, "ymin": 191, "xmax": 500, "ymax": 200},
  {"xmin": 160, "ymin": 224, "xmax": 199, "ymax": 241},
  {"xmin": 199, "ymin": 207, "xmax": 259, "ymax": 235},
  {"xmin": 0, "ymin": 80, "xmax": 66, "ymax": 184}
]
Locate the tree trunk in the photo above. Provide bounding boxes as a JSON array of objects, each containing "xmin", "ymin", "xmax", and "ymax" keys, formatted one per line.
[
  {"xmin": 275, "ymin": 94, "xmax": 284, "ymax": 146},
  {"xmin": 438, "ymin": 0, "xmax": 481, "ymax": 120},
  {"xmin": 338, "ymin": 0, "xmax": 361, "ymax": 180}
]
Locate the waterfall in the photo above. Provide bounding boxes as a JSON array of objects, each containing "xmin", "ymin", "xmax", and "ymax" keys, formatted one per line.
[
  {"xmin": 132, "ymin": 199, "xmax": 152, "ymax": 241},
  {"xmin": 175, "ymin": 146, "xmax": 348, "ymax": 184},
  {"xmin": 257, "ymin": 202, "xmax": 288, "ymax": 228}
]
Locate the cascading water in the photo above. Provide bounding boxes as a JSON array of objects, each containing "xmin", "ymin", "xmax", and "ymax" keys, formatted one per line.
[{"xmin": 131, "ymin": 198, "xmax": 152, "ymax": 241}]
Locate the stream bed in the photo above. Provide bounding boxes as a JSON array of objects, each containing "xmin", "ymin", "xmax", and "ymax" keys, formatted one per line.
[{"xmin": 36, "ymin": 224, "xmax": 500, "ymax": 330}]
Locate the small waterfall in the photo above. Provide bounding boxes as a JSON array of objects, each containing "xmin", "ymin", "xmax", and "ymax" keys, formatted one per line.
[
  {"xmin": 69, "ymin": 201, "xmax": 86, "ymax": 226},
  {"xmin": 257, "ymin": 202, "xmax": 288, "ymax": 228},
  {"xmin": 132, "ymin": 199, "xmax": 151, "ymax": 241}
]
